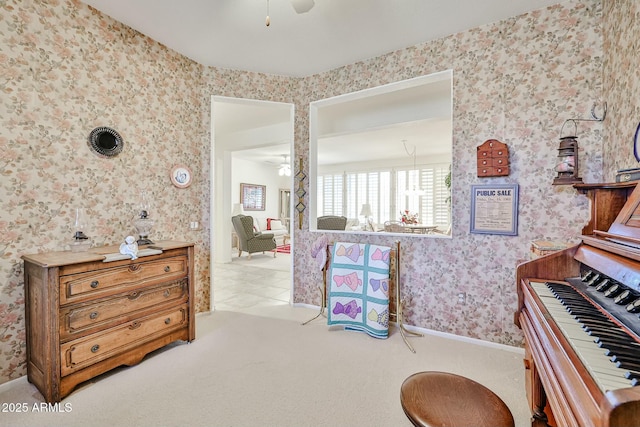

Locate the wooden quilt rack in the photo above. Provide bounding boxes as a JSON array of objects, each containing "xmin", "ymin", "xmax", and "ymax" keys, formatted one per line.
[{"xmin": 302, "ymin": 241, "xmax": 422, "ymax": 352}]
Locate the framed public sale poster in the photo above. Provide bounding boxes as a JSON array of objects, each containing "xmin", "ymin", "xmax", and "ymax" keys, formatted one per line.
[{"xmin": 470, "ymin": 184, "xmax": 519, "ymax": 235}]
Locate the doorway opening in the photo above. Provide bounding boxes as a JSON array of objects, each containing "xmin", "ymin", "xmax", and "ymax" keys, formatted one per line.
[{"xmin": 211, "ymin": 96, "xmax": 295, "ymax": 313}]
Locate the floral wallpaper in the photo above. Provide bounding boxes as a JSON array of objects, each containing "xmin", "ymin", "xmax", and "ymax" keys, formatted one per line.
[
  {"xmin": 0, "ymin": 0, "xmax": 208, "ymax": 383},
  {"xmin": 294, "ymin": 0, "xmax": 603, "ymax": 347},
  {"xmin": 602, "ymin": 0, "xmax": 640, "ymax": 177},
  {"xmin": 0, "ymin": 0, "xmax": 632, "ymax": 388}
]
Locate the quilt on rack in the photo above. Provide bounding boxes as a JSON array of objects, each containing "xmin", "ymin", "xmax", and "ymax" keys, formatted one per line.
[{"xmin": 327, "ymin": 242, "xmax": 392, "ymax": 339}]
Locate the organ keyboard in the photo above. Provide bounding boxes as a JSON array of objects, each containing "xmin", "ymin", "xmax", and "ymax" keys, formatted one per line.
[
  {"xmin": 528, "ymin": 281, "xmax": 639, "ymax": 393},
  {"xmin": 516, "ymin": 182, "xmax": 640, "ymax": 427}
]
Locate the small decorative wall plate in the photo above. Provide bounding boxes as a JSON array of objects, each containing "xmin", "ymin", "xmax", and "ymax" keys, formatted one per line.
[
  {"xmin": 88, "ymin": 127, "xmax": 124, "ymax": 158},
  {"xmin": 170, "ymin": 165, "xmax": 192, "ymax": 188},
  {"xmin": 634, "ymin": 122, "xmax": 640, "ymax": 162}
]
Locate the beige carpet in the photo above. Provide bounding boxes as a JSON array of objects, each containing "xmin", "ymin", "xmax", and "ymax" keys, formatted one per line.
[{"xmin": 0, "ymin": 306, "xmax": 530, "ymax": 427}]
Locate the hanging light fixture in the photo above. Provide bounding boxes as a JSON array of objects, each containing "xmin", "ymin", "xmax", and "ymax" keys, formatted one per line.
[
  {"xmin": 403, "ymin": 140, "xmax": 425, "ymax": 196},
  {"xmin": 278, "ymin": 155, "xmax": 291, "ymax": 176},
  {"xmin": 291, "ymin": 0, "xmax": 315, "ymax": 14},
  {"xmin": 267, "ymin": 0, "xmax": 315, "ymax": 27},
  {"xmin": 265, "ymin": 0, "xmax": 271, "ymax": 26}
]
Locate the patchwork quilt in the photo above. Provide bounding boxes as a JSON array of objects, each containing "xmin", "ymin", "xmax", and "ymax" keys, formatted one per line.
[{"xmin": 327, "ymin": 242, "xmax": 391, "ymax": 339}]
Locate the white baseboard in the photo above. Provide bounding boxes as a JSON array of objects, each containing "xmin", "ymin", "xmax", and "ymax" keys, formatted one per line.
[{"xmin": 293, "ymin": 302, "xmax": 523, "ymax": 354}]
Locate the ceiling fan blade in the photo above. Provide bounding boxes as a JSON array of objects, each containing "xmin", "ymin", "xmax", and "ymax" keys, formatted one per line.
[{"xmin": 291, "ymin": 0, "xmax": 315, "ymax": 14}]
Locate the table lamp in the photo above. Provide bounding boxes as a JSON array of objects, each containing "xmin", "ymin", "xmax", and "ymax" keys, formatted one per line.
[
  {"xmin": 232, "ymin": 203, "xmax": 245, "ymax": 216},
  {"xmin": 360, "ymin": 203, "xmax": 373, "ymax": 231}
]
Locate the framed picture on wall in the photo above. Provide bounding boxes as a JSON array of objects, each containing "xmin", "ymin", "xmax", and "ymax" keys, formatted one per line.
[
  {"xmin": 241, "ymin": 183, "xmax": 266, "ymax": 211},
  {"xmin": 470, "ymin": 184, "xmax": 519, "ymax": 235}
]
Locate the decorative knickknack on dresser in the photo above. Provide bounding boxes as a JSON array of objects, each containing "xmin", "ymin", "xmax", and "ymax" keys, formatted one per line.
[{"xmin": 22, "ymin": 240, "xmax": 195, "ymax": 403}]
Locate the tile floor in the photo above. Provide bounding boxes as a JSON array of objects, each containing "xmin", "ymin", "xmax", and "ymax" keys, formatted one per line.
[{"xmin": 213, "ymin": 252, "xmax": 292, "ymax": 313}]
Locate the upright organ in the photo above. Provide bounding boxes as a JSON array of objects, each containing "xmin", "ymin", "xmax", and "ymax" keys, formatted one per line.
[{"xmin": 516, "ymin": 182, "xmax": 640, "ymax": 426}]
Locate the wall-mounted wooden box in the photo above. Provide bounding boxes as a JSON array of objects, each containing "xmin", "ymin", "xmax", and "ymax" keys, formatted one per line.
[{"xmin": 477, "ymin": 139, "xmax": 509, "ymax": 177}]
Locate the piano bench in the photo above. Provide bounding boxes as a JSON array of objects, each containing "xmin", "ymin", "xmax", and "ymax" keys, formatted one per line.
[{"xmin": 400, "ymin": 371, "xmax": 515, "ymax": 427}]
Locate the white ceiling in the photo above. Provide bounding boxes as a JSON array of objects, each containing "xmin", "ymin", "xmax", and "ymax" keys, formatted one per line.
[
  {"xmin": 81, "ymin": 0, "xmax": 561, "ymax": 78},
  {"xmin": 80, "ymin": 0, "xmax": 561, "ymax": 168},
  {"xmin": 217, "ymin": 74, "xmax": 453, "ymax": 168}
]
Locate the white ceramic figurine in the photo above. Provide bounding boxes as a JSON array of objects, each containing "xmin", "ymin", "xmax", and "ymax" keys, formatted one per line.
[{"xmin": 119, "ymin": 235, "xmax": 139, "ymax": 260}]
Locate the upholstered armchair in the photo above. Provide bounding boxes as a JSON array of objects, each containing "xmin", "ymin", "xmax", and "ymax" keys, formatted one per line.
[
  {"xmin": 317, "ymin": 215, "xmax": 347, "ymax": 230},
  {"xmin": 384, "ymin": 220, "xmax": 406, "ymax": 232},
  {"xmin": 232, "ymin": 214, "xmax": 277, "ymax": 259}
]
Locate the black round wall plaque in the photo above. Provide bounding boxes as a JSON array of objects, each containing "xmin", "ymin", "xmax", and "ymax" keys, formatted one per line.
[{"xmin": 88, "ymin": 127, "xmax": 124, "ymax": 158}]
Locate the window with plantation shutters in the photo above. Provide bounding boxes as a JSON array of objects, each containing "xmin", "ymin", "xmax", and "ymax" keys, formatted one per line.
[
  {"xmin": 394, "ymin": 163, "xmax": 450, "ymax": 226},
  {"xmin": 342, "ymin": 171, "xmax": 391, "ymax": 225},
  {"xmin": 318, "ymin": 163, "xmax": 450, "ymax": 227},
  {"xmin": 317, "ymin": 174, "xmax": 344, "ymax": 216},
  {"xmin": 432, "ymin": 166, "xmax": 450, "ymax": 225}
]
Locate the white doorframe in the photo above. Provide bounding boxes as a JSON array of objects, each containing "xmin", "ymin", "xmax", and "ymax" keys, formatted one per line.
[{"xmin": 210, "ymin": 96, "xmax": 295, "ymax": 312}]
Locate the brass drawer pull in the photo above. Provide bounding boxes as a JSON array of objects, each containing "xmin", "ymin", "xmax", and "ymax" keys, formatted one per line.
[
  {"xmin": 128, "ymin": 291, "xmax": 140, "ymax": 300},
  {"xmin": 129, "ymin": 321, "xmax": 141, "ymax": 330},
  {"xmin": 164, "ymin": 266, "xmax": 171, "ymax": 272},
  {"xmin": 163, "ymin": 290, "xmax": 171, "ymax": 298},
  {"xmin": 164, "ymin": 318, "xmax": 171, "ymax": 325},
  {"xmin": 89, "ymin": 311, "xmax": 99, "ymax": 320},
  {"xmin": 90, "ymin": 280, "xmax": 99, "ymax": 289},
  {"xmin": 91, "ymin": 344, "xmax": 100, "ymax": 353}
]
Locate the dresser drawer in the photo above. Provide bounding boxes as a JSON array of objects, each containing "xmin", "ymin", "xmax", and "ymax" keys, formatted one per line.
[
  {"xmin": 59, "ymin": 279, "xmax": 188, "ymax": 341},
  {"xmin": 60, "ymin": 305, "xmax": 188, "ymax": 376},
  {"xmin": 59, "ymin": 256, "xmax": 188, "ymax": 305}
]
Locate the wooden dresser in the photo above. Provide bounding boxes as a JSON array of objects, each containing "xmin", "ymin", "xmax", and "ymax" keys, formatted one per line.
[{"xmin": 22, "ymin": 240, "xmax": 195, "ymax": 402}]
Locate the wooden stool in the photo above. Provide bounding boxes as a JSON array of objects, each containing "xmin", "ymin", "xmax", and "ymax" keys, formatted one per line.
[{"xmin": 400, "ymin": 371, "xmax": 514, "ymax": 427}]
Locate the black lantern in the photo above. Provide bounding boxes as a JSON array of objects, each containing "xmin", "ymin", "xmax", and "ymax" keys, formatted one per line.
[
  {"xmin": 552, "ymin": 103, "xmax": 607, "ymax": 185},
  {"xmin": 553, "ymin": 120, "xmax": 582, "ymax": 185}
]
